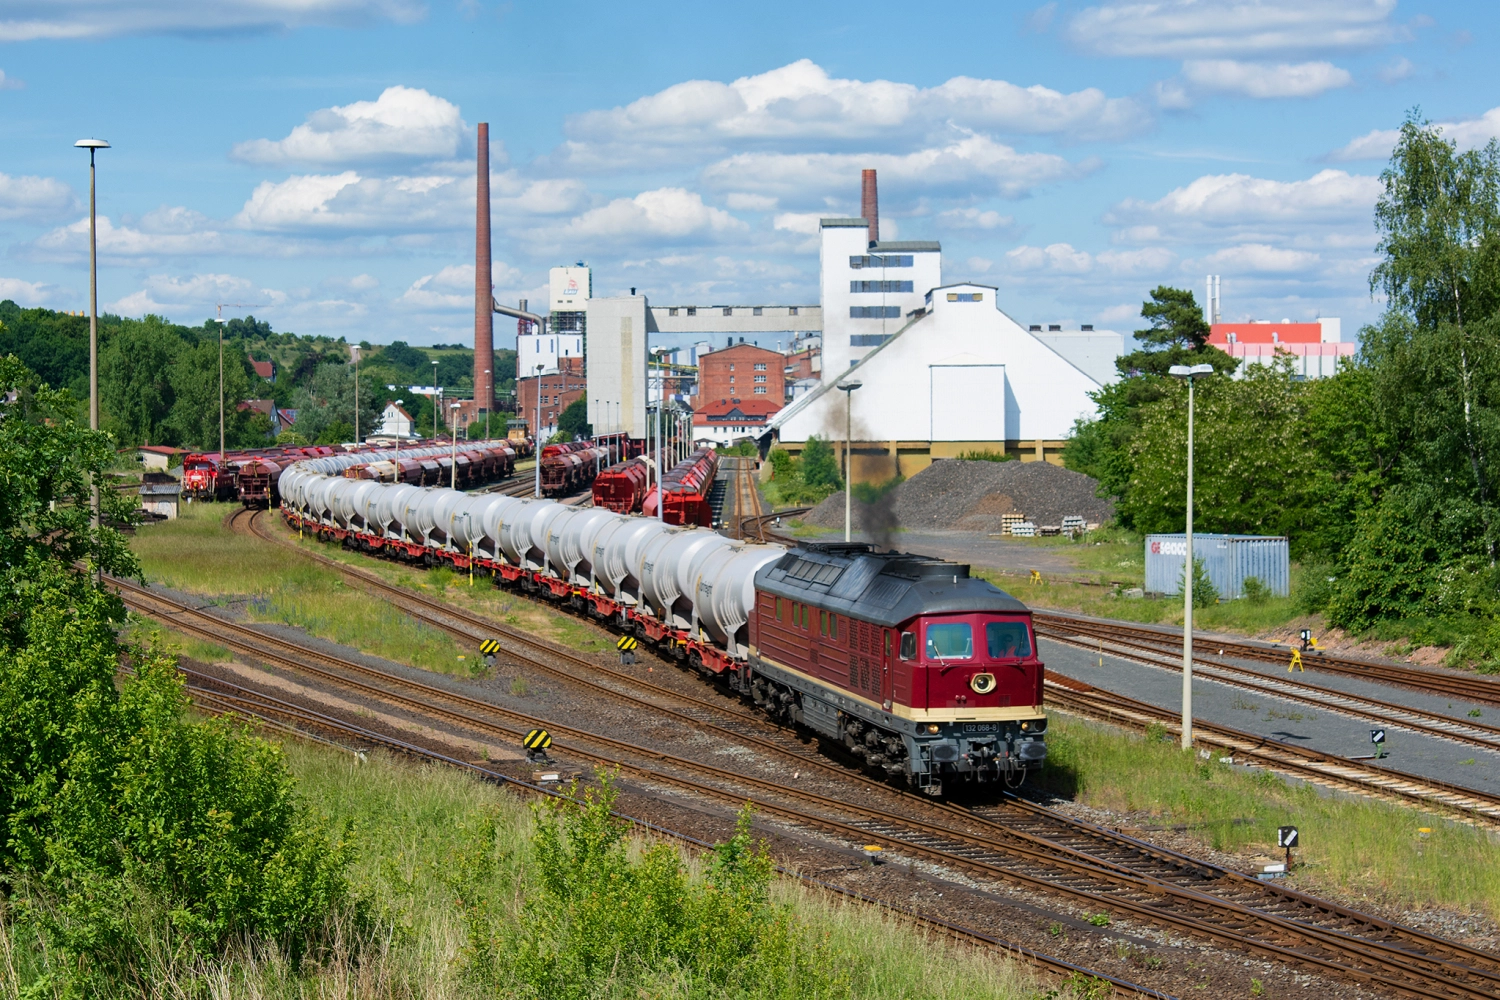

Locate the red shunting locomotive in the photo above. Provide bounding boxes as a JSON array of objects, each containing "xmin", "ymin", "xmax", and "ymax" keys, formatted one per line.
[{"xmin": 746, "ymin": 542, "xmax": 1046, "ymax": 795}]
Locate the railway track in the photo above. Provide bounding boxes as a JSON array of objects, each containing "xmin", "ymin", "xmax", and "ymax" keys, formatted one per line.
[
  {"xmin": 1036, "ymin": 620, "xmax": 1500, "ymax": 757},
  {"xmin": 118, "ymin": 572, "xmax": 1500, "ymax": 998},
  {"xmin": 1046, "ymin": 674, "xmax": 1500, "ymax": 825},
  {"xmin": 147, "ymin": 509, "xmax": 1500, "ymax": 995},
  {"xmin": 178, "ymin": 665, "xmax": 1170, "ymax": 999},
  {"xmin": 740, "ymin": 505, "xmax": 811, "ymax": 542},
  {"xmin": 1038, "ymin": 611, "xmax": 1500, "ymax": 708}
]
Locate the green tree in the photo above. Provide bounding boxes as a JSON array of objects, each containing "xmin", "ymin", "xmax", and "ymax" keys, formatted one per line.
[
  {"xmin": 0, "ymin": 355, "xmax": 351, "ymax": 985},
  {"xmin": 290, "ymin": 363, "xmax": 378, "ymax": 444},
  {"xmin": 555, "ymin": 393, "xmax": 591, "ymax": 440},
  {"xmin": 800, "ymin": 435, "xmax": 841, "ymax": 490},
  {"xmin": 1116, "ymin": 360, "xmax": 1318, "ymax": 542},
  {"xmin": 100, "ymin": 315, "xmax": 184, "ymax": 446},
  {"xmin": 1370, "ymin": 113, "xmax": 1500, "ymax": 556},
  {"xmin": 468, "ymin": 412, "xmax": 509, "ymax": 440},
  {"xmin": 376, "ymin": 340, "xmax": 431, "ymax": 373},
  {"xmin": 1066, "ymin": 286, "xmax": 1236, "ymax": 508},
  {"xmin": 165, "ymin": 340, "xmax": 257, "ymax": 450}
]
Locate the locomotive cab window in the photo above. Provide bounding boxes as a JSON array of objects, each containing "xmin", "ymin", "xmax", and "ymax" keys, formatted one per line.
[
  {"xmin": 985, "ymin": 620, "xmax": 1033, "ymax": 659},
  {"xmin": 926, "ymin": 622, "xmax": 973, "ymax": 660},
  {"xmin": 899, "ymin": 631, "xmax": 916, "ymax": 660},
  {"xmin": 775, "ymin": 597, "xmax": 783, "ymax": 621}
]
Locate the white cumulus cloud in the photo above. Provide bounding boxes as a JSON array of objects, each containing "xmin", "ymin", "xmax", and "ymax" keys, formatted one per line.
[
  {"xmin": 938, "ymin": 207, "xmax": 1017, "ymax": 231},
  {"xmin": 1182, "ymin": 59, "xmax": 1352, "ymax": 99},
  {"xmin": 564, "ymin": 58, "xmax": 1149, "ymax": 153},
  {"xmin": 398, "ymin": 262, "xmax": 523, "ymax": 310},
  {"xmin": 1067, "ymin": 0, "xmax": 1398, "ymax": 58},
  {"xmin": 0, "ymin": 172, "xmax": 74, "ymax": 220},
  {"xmin": 1329, "ymin": 107, "xmax": 1500, "ymax": 162},
  {"xmin": 1005, "ymin": 243, "xmax": 1095, "ymax": 274},
  {"xmin": 701, "ymin": 135, "xmax": 1086, "ymax": 201},
  {"xmin": 1200, "ymin": 242, "xmax": 1321, "ymax": 272},
  {"xmin": 232, "ymin": 87, "xmax": 464, "ymax": 166},
  {"xmin": 1105, "ymin": 169, "xmax": 1381, "ymax": 242},
  {"xmin": 550, "ymin": 188, "xmax": 746, "ymax": 243},
  {"xmin": 0, "ymin": 276, "xmax": 57, "ymax": 305},
  {"xmin": 0, "ymin": 1, "xmax": 423, "ymax": 42}
]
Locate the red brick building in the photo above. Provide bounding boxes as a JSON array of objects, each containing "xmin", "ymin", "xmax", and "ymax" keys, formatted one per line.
[
  {"xmin": 693, "ymin": 343, "xmax": 785, "ymax": 408},
  {"xmin": 517, "ymin": 356, "xmax": 586, "ymax": 438}
]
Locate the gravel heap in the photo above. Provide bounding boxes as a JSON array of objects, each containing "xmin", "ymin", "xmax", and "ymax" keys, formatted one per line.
[{"xmin": 803, "ymin": 459, "xmax": 1114, "ymax": 533}]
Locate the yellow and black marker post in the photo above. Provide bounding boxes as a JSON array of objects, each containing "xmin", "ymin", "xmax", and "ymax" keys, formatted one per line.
[
  {"xmin": 522, "ymin": 728, "xmax": 552, "ymax": 762},
  {"xmin": 616, "ymin": 634, "xmax": 639, "ymax": 665},
  {"xmin": 479, "ymin": 638, "xmax": 502, "ymax": 664}
]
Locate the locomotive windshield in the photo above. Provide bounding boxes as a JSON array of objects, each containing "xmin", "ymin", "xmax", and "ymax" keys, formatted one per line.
[
  {"xmin": 923, "ymin": 617, "xmax": 1035, "ymax": 662},
  {"xmin": 925, "ymin": 622, "xmax": 973, "ymax": 659},
  {"xmin": 985, "ymin": 620, "xmax": 1032, "ymax": 658}
]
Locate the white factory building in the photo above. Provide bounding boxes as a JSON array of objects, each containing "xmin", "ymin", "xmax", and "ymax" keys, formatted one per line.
[
  {"xmin": 819, "ymin": 217, "xmax": 943, "ymax": 376},
  {"xmin": 771, "ymin": 280, "xmax": 1110, "ymax": 477}
]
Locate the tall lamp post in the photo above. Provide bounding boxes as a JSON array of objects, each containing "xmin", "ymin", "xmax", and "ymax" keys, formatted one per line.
[
  {"xmin": 836, "ymin": 379, "xmax": 862, "ymax": 543},
  {"xmin": 450, "ymin": 402, "xmax": 461, "ymax": 488},
  {"xmin": 534, "ymin": 364, "xmax": 544, "ymax": 498},
  {"xmin": 480, "ymin": 369, "xmax": 490, "ymax": 440},
  {"xmin": 351, "ymin": 345, "xmax": 361, "ymax": 444},
  {"xmin": 75, "ymin": 138, "xmax": 108, "ymax": 529},
  {"xmin": 432, "ymin": 360, "xmax": 440, "ymax": 440},
  {"xmin": 1167, "ymin": 363, "xmax": 1215, "ymax": 749},
  {"xmin": 392, "ymin": 398, "xmax": 404, "ymax": 481}
]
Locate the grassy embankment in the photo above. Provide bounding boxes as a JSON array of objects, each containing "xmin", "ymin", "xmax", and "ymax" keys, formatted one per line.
[
  {"xmin": 130, "ymin": 502, "xmax": 610, "ymax": 671},
  {"xmin": 1044, "ymin": 712, "xmax": 1500, "ymax": 918},
  {"xmin": 974, "ymin": 526, "xmax": 1308, "ymax": 637},
  {"xmin": 0, "ymin": 736, "xmax": 1047, "ymax": 999}
]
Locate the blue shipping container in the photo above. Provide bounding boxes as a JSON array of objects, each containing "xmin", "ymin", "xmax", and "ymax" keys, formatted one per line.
[{"xmin": 1143, "ymin": 533, "xmax": 1289, "ymax": 600}]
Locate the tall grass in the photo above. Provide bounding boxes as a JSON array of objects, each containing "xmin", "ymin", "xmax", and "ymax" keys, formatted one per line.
[
  {"xmin": 2, "ymin": 740, "xmax": 1048, "ymax": 998},
  {"xmin": 1041, "ymin": 713, "xmax": 1500, "ymax": 915},
  {"xmin": 131, "ymin": 503, "xmax": 468, "ymax": 673}
]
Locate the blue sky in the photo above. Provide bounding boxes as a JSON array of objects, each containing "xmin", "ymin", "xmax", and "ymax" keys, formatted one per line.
[{"xmin": 0, "ymin": 0, "xmax": 1494, "ymax": 347}]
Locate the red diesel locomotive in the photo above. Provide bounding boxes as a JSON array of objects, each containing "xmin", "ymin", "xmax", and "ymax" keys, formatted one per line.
[{"xmin": 743, "ymin": 542, "xmax": 1046, "ymax": 794}]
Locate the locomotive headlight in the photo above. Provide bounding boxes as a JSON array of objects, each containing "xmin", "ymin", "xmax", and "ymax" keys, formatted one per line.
[
  {"xmin": 970, "ymin": 672, "xmax": 996, "ymax": 695},
  {"xmin": 924, "ymin": 723, "xmax": 941, "ymax": 735}
]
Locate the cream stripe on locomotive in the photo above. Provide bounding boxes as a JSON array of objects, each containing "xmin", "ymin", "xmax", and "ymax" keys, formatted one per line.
[{"xmin": 751, "ymin": 647, "xmax": 1043, "ymax": 724}]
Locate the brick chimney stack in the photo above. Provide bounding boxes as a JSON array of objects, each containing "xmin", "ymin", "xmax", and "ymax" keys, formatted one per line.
[
  {"xmin": 474, "ymin": 123, "xmax": 494, "ymax": 408},
  {"xmin": 860, "ymin": 169, "xmax": 878, "ymax": 246}
]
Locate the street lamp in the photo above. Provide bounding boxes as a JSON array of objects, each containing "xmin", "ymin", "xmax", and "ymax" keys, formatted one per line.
[
  {"xmin": 450, "ymin": 402, "xmax": 461, "ymax": 489},
  {"xmin": 481, "ymin": 369, "xmax": 490, "ymax": 440},
  {"xmin": 74, "ymin": 137, "xmax": 108, "ymax": 530},
  {"xmin": 836, "ymin": 379, "xmax": 862, "ymax": 543},
  {"xmin": 1167, "ymin": 362, "xmax": 1215, "ymax": 749},
  {"xmin": 432, "ymin": 360, "xmax": 440, "ymax": 441},
  {"xmin": 351, "ymin": 344, "xmax": 361, "ymax": 444},
  {"xmin": 392, "ymin": 398, "xmax": 405, "ymax": 480},
  {"xmin": 534, "ymin": 363, "xmax": 544, "ymax": 498}
]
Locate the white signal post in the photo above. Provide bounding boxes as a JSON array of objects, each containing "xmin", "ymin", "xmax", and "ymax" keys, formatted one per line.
[
  {"xmin": 392, "ymin": 398, "xmax": 404, "ymax": 480},
  {"xmin": 534, "ymin": 364, "xmax": 544, "ymax": 497},
  {"xmin": 1168, "ymin": 362, "xmax": 1215, "ymax": 748}
]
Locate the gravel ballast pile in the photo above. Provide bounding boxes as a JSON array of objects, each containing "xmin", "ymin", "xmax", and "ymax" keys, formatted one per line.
[{"xmin": 803, "ymin": 459, "xmax": 1114, "ymax": 532}]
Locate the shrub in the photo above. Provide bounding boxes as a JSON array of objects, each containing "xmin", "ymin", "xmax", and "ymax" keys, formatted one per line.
[
  {"xmin": 453, "ymin": 774, "xmax": 842, "ymax": 998},
  {"xmin": 1241, "ymin": 576, "xmax": 1270, "ymax": 605},
  {"xmin": 1177, "ymin": 555, "xmax": 1218, "ymax": 608},
  {"xmin": 958, "ymin": 449, "xmax": 1013, "ymax": 462}
]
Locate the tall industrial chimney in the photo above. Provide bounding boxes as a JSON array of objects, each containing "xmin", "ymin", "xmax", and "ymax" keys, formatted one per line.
[
  {"xmin": 861, "ymin": 169, "xmax": 878, "ymax": 246},
  {"xmin": 474, "ymin": 123, "xmax": 494, "ymax": 409}
]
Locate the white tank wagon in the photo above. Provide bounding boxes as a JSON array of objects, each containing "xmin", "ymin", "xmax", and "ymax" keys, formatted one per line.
[{"xmin": 276, "ymin": 456, "xmax": 787, "ymax": 674}]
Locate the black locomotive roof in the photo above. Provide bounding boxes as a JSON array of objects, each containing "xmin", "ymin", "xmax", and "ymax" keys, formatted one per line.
[{"xmin": 754, "ymin": 542, "xmax": 1029, "ymax": 628}]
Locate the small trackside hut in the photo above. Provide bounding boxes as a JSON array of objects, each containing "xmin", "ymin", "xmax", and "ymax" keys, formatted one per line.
[{"xmin": 749, "ymin": 543, "xmax": 1047, "ymax": 794}]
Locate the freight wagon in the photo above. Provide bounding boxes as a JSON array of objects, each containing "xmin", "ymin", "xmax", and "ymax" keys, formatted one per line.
[
  {"xmin": 591, "ymin": 458, "xmax": 649, "ymax": 512},
  {"xmin": 642, "ymin": 447, "xmax": 718, "ymax": 526},
  {"xmin": 278, "ymin": 450, "xmax": 1047, "ymax": 794}
]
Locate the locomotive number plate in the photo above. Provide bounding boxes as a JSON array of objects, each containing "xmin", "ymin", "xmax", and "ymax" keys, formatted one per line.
[{"xmin": 962, "ymin": 723, "xmax": 1000, "ymax": 733}]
